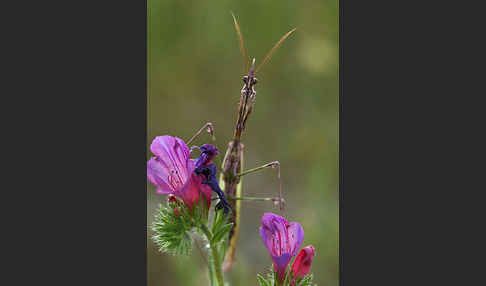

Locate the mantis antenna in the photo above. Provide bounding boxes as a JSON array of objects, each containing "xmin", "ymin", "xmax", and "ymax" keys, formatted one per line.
[
  {"xmin": 231, "ymin": 12, "xmax": 249, "ymax": 74},
  {"xmin": 256, "ymin": 28, "xmax": 297, "ymax": 74}
]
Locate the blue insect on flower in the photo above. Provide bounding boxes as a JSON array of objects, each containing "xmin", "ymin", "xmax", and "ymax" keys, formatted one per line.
[{"xmin": 194, "ymin": 144, "xmax": 232, "ymax": 214}]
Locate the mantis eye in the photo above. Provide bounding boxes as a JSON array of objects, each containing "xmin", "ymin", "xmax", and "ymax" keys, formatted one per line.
[
  {"xmin": 252, "ymin": 77, "xmax": 258, "ymax": 85},
  {"xmin": 242, "ymin": 76, "xmax": 249, "ymax": 83}
]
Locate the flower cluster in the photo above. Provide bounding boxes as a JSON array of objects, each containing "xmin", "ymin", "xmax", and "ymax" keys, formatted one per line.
[
  {"xmin": 259, "ymin": 213, "xmax": 315, "ymax": 286},
  {"xmin": 148, "ymin": 135, "xmax": 316, "ymax": 286},
  {"xmin": 147, "ymin": 136, "xmax": 316, "ymax": 286}
]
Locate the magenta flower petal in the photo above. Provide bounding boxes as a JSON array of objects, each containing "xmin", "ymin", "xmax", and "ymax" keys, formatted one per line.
[
  {"xmin": 150, "ymin": 136, "xmax": 192, "ymax": 186},
  {"xmin": 147, "ymin": 135, "xmax": 212, "ymax": 211},
  {"xmin": 259, "ymin": 213, "xmax": 304, "ymax": 283},
  {"xmin": 147, "ymin": 157, "xmax": 173, "ymax": 194},
  {"xmin": 288, "ymin": 222, "xmax": 304, "ymax": 256},
  {"xmin": 175, "ymin": 172, "xmax": 203, "ymax": 209},
  {"xmin": 151, "ymin": 136, "xmax": 191, "ymax": 167}
]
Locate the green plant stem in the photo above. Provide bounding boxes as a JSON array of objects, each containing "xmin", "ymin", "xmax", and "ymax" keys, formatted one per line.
[{"xmin": 201, "ymin": 224, "xmax": 224, "ymax": 286}]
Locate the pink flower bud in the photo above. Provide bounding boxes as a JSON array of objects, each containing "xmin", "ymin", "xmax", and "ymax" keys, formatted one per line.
[{"xmin": 290, "ymin": 245, "xmax": 315, "ymax": 284}]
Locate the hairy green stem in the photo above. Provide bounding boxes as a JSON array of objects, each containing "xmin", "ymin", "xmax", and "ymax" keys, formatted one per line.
[{"xmin": 201, "ymin": 224, "xmax": 224, "ymax": 286}]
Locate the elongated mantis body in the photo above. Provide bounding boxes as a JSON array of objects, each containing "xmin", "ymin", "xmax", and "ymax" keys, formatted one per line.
[
  {"xmin": 183, "ymin": 14, "xmax": 295, "ymax": 272},
  {"xmin": 220, "ymin": 14, "xmax": 296, "ymax": 271}
]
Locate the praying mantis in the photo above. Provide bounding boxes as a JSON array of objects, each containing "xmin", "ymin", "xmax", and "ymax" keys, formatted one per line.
[{"xmin": 186, "ymin": 13, "xmax": 296, "ymax": 272}]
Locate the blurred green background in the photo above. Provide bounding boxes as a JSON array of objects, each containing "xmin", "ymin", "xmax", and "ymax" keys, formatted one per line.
[{"xmin": 147, "ymin": 0, "xmax": 338, "ymax": 285}]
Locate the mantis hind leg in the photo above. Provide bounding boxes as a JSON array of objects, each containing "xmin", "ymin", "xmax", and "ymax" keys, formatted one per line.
[
  {"xmin": 236, "ymin": 161, "xmax": 285, "ymax": 211},
  {"xmin": 186, "ymin": 122, "xmax": 215, "ymax": 146}
]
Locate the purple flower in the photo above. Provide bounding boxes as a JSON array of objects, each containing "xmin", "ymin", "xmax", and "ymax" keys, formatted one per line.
[
  {"xmin": 259, "ymin": 213, "xmax": 304, "ymax": 283},
  {"xmin": 147, "ymin": 135, "xmax": 212, "ymax": 210}
]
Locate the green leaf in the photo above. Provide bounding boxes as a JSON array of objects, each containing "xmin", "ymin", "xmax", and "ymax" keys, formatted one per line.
[
  {"xmin": 211, "ymin": 208, "xmax": 225, "ymax": 234},
  {"xmin": 256, "ymin": 271, "xmax": 276, "ymax": 286},
  {"xmin": 297, "ymin": 274, "xmax": 314, "ymax": 286},
  {"xmin": 211, "ymin": 222, "xmax": 234, "ymax": 243},
  {"xmin": 257, "ymin": 274, "xmax": 270, "ymax": 286},
  {"xmin": 261, "ymin": 269, "xmax": 275, "ymax": 286}
]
